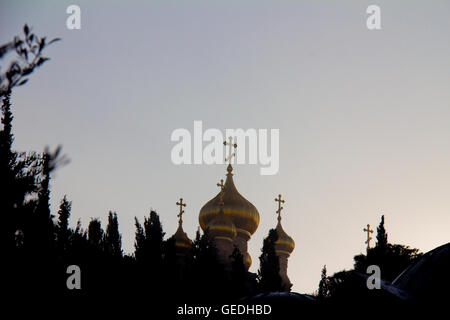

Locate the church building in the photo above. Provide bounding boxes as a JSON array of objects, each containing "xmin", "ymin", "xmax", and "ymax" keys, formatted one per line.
[{"xmin": 172, "ymin": 138, "xmax": 295, "ymax": 291}]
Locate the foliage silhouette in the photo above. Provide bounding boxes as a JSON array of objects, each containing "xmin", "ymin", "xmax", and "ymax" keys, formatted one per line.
[
  {"xmin": 354, "ymin": 215, "xmax": 422, "ymax": 282},
  {"xmin": 105, "ymin": 211, "xmax": 122, "ymax": 258},
  {"xmin": 0, "ymin": 24, "xmax": 60, "ymax": 96},
  {"xmin": 323, "ymin": 215, "xmax": 423, "ymax": 304},
  {"xmin": 318, "ymin": 265, "xmax": 330, "ymax": 300},
  {"xmin": 258, "ymin": 228, "xmax": 282, "ymax": 292},
  {"xmin": 376, "ymin": 215, "xmax": 388, "ymax": 248}
]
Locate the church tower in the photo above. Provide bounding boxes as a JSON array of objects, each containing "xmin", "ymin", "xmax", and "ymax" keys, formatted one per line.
[
  {"xmin": 273, "ymin": 194, "xmax": 295, "ymax": 291},
  {"xmin": 199, "ymin": 137, "xmax": 260, "ymax": 270}
]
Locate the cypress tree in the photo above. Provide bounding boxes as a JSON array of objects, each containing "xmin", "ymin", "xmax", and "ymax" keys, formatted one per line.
[
  {"xmin": 0, "ymin": 90, "xmax": 13, "ymax": 161},
  {"xmin": 105, "ymin": 211, "xmax": 122, "ymax": 258},
  {"xmin": 33, "ymin": 149, "xmax": 56, "ymax": 252},
  {"xmin": 56, "ymin": 195, "xmax": 72, "ymax": 252},
  {"xmin": 88, "ymin": 218, "xmax": 104, "ymax": 249},
  {"xmin": 189, "ymin": 228, "xmax": 225, "ymax": 301},
  {"xmin": 134, "ymin": 210, "xmax": 165, "ymax": 264},
  {"xmin": 0, "ymin": 91, "xmax": 39, "ymax": 251},
  {"xmin": 376, "ymin": 215, "xmax": 388, "ymax": 248},
  {"xmin": 318, "ymin": 265, "xmax": 330, "ymax": 299},
  {"xmin": 230, "ymin": 247, "xmax": 248, "ymax": 298},
  {"xmin": 0, "ymin": 91, "xmax": 15, "ymax": 249},
  {"xmin": 134, "ymin": 216, "xmax": 145, "ymax": 258},
  {"xmin": 258, "ymin": 228, "xmax": 282, "ymax": 292},
  {"xmin": 134, "ymin": 211, "xmax": 167, "ymax": 296}
]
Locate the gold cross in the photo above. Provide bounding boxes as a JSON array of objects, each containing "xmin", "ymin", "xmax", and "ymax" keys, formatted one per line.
[
  {"xmin": 275, "ymin": 194, "xmax": 285, "ymax": 222},
  {"xmin": 224, "ymin": 136, "xmax": 237, "ymax": 165},
  {"xmin": 363, "ymin": 224, "xmax": 374, "ymax": 250},
  {"xmin": 176, "ymin": 198, "xmax": 186, "ymax": 224}
]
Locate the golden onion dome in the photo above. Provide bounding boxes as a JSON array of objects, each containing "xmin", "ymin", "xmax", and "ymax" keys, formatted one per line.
[
  {"xmin": 274, "ymin": 220, "xmax": 295, "ymax": 256},
  {"xmin": 199, "ymin": 165, "xmax": 260, "ymax": 236},
  {"xmin": 208, "ymin": 209, "xmax": 237, "ymax": 240},
  {"xmin": 173, "ymin": 223, "xmax": 192, "ymax": 256}
]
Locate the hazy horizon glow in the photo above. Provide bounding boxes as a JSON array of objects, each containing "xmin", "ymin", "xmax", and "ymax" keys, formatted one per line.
[{"xmin": 1, "ymin": 0, "xmax": 450, "ymax": 293}]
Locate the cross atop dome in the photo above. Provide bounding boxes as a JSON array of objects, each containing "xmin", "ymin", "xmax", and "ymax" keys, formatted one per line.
[
  {"xmin": 199, "ymin": 140, "xmax": 260, "ymax": 271},
  {"xmin": 363, "ymin": 224, "xmax": 374, "ymax": 250},
  {"xmin": 275, "ymin": 194, "xmax": 285, "ymax": 222},
  {"xmin": 176, "ymin": 198, "xmax": 186, "ymax": 224},
  {"xmin": 172, "ymin": 197, "xmax": 192, "ymax": 259},
  {"xmin": 224, "ymin": 136, "xmax": 237, "ymax": 171}
]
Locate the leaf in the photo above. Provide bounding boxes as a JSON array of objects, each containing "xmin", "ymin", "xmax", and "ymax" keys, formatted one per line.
[
  {"xmin": 9, "ymin": 61, "xmax": 21, "ymax": 73},
  {"xmin": 17, "ymin": 78, "xmax": 28, "ymax": 86},
  {"xmin": 14, "ymin": 36, "xmax": 22, "ymax": 48},
  {"xmin": 36, "ymin": 57, "xmax": 50, "ymax": 66},
  {"xmin": 0, "ymin": 42, "xmax": 13, "ymax": 58},
  {"xmin": 48, "ymin": 38, "xmax": 61, "ymax": 45},
  {"xmin": 39, "ymin": 37, "xmax": 46, "ymax": 52},
  {"xmin": 21, "ymin": 48, "xmax": 28, "ymax": 60},
  {"xmin": 21, "ymin": 67, "xmax": 33, "ymax": 76}
]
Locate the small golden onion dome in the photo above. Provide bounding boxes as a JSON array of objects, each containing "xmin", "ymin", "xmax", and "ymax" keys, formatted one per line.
[
  {"xmin": 274, "ymin": 221, "xmax": 295, "ymax": 256},
  {"xmin": 208, "ymin": 209, "xmax": 237, "ymax": 240},
  {"xmin": 199, "ymin": 165, "xmax": 260, "ymax": 236},
  {"xmin": 173, "ymin": 223, "xmax": 192, "ymax": 256}
]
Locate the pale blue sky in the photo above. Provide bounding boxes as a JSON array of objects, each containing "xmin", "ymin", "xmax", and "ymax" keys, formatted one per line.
[{"xmin": 1, "ymin": 0, "xmax": 450, "ymax": 293}]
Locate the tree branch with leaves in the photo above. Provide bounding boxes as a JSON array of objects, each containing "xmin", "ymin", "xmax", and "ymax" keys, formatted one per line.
[{"xmin": 0, "ymin": 24, "xmax": 60, "ymax": 96}]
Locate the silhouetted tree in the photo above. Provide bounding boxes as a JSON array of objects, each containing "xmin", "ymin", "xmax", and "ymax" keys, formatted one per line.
[
  {"xmin": 230, "ymin": 247, "xmax": 249, "ymax": 299},
  {"xmin": 376, "ymin": 215, "xmax": 388, "ymax": 248},
  {"xmin": 326, "ymin": 270, "xmax": 368, "ymax": 301},
  {"xmin": 32, "ymin": 149, "xmax": 56, "ymax": 254},
  {"xmin": 104, "ymin": 211, "xmax": 122, "ymax": 258},
  {"xmin": 189, "ymin": 228, "xmax": 226, "ymax": 301},
  {"xmin": 0, "ymin": 91, "xmax": 17, "ymax": 249},
  {"xmin": 163, "ymin": 236, "xmax": 178, "ymax": 275},
  {"xmin": 56, "ymin": 195, "xmax": 71, "ymax": 252},
  {"xmin": 354, "ymin": 215, "xmax": 422, "ymax": 282},
  {"xmin": 69, "ymin": 219, "xmax": 88, "ymax": 256},
  {"xmin": 0, "ymin": 91, "xmax": 13, "ymax": 159},
  {"xmin": 318, "ymin": 265, "xmax": 330, "ymax": 299},
  {"xmin": 134, "ymin": 217, "xmax": 145, "ymax": 256},
  {"xmin": 133, "ymin": 211, "xmax": 166, "ymax": 294},
  {"xmin": 354, "ymin": 243, "xmax": 422, "ymax": 283},
  {"xmin": 88, "ymin": 218, "xmax": 104, "ymax": 249},
  {"xmin": 134, "ymin": 210, "xmax": 165, "ymax": 264},
  {"xmin": 258, "ymin": 228, "xmax": 282, "ymax": 292},
  {"xmin": 0, "ymin": 91, "xmax": 40, "ymax": 252}
]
